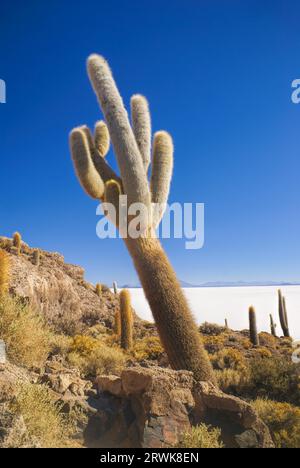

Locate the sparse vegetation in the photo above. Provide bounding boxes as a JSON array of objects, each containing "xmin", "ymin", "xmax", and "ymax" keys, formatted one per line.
[
  {"xmin": 133, "ymin": 336, "xmax": 164, "ymax": 361},
  {"xmin": 252, "ymin": 399, "xmax": 300, "ymax": 448},
  {"xmin": 0, "ymin": 294, "xmax": 51, "ymax": 368},
  {"xmin": 67, "ymin": 335, "xmax": 126, "ymax": 377},
  {"xmin": 177, "ymin": 424, "xmax": 224, "ymax": 449},
  {"xmin": 10, "ymin": 383, "xmax": 73, "ymax": 448}
]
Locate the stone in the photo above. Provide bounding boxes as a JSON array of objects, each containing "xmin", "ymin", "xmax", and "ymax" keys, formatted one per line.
[
  {"xmin": 85, "ymin": 366, "xmax": 274, "ymax": 449},
  {"xmin": 97, "ymin": 375, "xmax": 123, "ymax": 397},
  {"xmin": 0, "ymin": 341, "xmax": 6, "ymax": 365}
]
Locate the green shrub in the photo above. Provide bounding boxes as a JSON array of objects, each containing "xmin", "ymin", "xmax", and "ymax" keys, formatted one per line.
[
  {"xmin": 252, "ymin": 399, "xmax": 300, "ymax": 448},
  {"xmin": 245, "ymin": 357, "xmax": 300, "ymax": 405},
  {"xmin": 177, "ymin": 424, "xmax": 224, "ymax": 449}
]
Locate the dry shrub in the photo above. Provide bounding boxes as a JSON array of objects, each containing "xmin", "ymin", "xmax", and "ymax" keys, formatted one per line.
[
  {"xmin": 50, "ymin": 333, "xmax": 72, "ymax": 357},
  {"xmin": 0, "ymin": 294, "xmax": 51, "ymax": 368},
  {"xmin": 215, "ymin": 368, "xmax": 250, "ymax": 394},
  {"xmin": 258, "ymin": 332, "xmax": 278, "ymax": 348},
  {"xmin": 211, "ymin": 348, "xmax": 247, "ymax": 371},
  {"xmin": 133, "ymin": 336, "xmax": 164, "ymax": 361},
  {"xmin": 203, "ymin": 334, "xmax": 226, "ymax": 354},
  {"xmin": 199, "ymin": 322, "xmax": 226, "ymax": 336},
  {"xmin": 177, "ymin": 424, "xmax": 224, "ymax": 449},
  {"xmin": 245, "ymin": 357, "xmax": 300, "ymax": 405},
  {"xmin": 253, "ymin": 347, "xmax": 272, "ymax": 359},
  {"xmin": 67, "ymin": 335, "xmax": 126, "ymax": 377},
  {"xmin": 10, "ymin": 383, "xmax": 72, "ymax": 448},
  {"xmin": 252, "ymin": 399, "xmax": 300, "ymax": 448}
]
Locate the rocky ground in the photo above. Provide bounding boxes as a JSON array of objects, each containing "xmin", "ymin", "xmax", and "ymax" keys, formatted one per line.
[{"xmin": 0, "ymin": 236, "xmax": 299, "ymax": 448}]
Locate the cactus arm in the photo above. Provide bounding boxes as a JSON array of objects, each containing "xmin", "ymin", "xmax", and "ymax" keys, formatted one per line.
[
  {"xmin": 70, "ymin": 127, "xmax": 105, "ymax": 199},
  {"xmin": 125, "ymin": 236, "xmax": 217, "ymax": 383},
  {"xmin": 82, "ymin": 126, "xmax": 121, "ymax": 185},
  {"xmin": 150, "ymin": 131, "xmax": 174, "ymax": 227},
  {"xmin": 94, "ymin": 121, "xmax": 110, "ymax": 157},
  {"xmin": 131, "ymin": 95, "xmax": 151, "ymax": 172},
  {"xmin": 87, "ymin": 54, "xmax": 151, "ymax": 210}
]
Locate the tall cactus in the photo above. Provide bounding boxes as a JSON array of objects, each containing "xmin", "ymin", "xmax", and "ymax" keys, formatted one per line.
[
  {"xmin": 278, "ymin": 290, "xmax": 290, "ymax": 338},
  {"xmin": 0, "ymin": 250, "xmax": 10, "ymax": 296},
  {"xmin": 95, "ymin": 283, "xmax": 102, "ymax": 297},
  {"xmin": 269, "ymin": 314, "xmax": 277, "ymax": 337},
  {"xmin": 69, "ymin": 54, "xmax": 216, "ymax": 383},
  {"xmin": 33, "ymin": 250, "xmax": 40, "ymax": 266},
  {"xmin": 13, "ymin": 232, "xmax": 21, "ymax": 256},
  {"xmin": 113, "ymin": 281, "xmax": 118, "ymax": 295},
  {"xmin": 114, "ymin": 309, "xmax": 121, "ymax": 337},
  {"xmin": 249, "ymin": 306, "xmax": 259, "ymax": 346},
  {"xmin": 119, "ymin": 289, "xmax": 133, "ymax": 350}
]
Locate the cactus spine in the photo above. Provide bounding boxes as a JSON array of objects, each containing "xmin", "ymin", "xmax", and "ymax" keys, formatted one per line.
[
  {"xmin": 13, "ymin": 232, "xmax": 21, "ymax": 256},
  {"xmin": 278, "ymin": 290, "xmax": 290, "ymax": 338},
  {"xmin": 119, "ymin": 289, "xmax": 133, "ymax": 350},
  {"xmin": 33, "ymin": 250, "xmax": 40, "ymax": 266},
  {"xmin": 249, "ymin": 306, "xmax": 259, "ymax": 346},
  {"xmin": 270, "ymin": 314, "xmax": 277, "ymax": 337},
  {"xmin": 0, "ymin": 250, "xmax": 9, "ymax": 296},
  {"xmin": 70, "ymin": 54, "xmax": 216, "ymax": 384},
  {"xmin": 95, "ymin": 283, "xmax": 102, "ymax": 297}
]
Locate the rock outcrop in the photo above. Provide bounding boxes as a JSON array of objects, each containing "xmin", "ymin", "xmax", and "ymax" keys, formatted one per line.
[
  {"xmin": 88, "ymin": 366, "xmax": 274, "ymax": 448},
  {"xmin": 0, "ymin": 237, "xmax": 120, "ymax": 334}
]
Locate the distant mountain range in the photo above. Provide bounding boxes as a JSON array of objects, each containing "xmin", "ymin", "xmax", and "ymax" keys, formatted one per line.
[{"xmin": 121, "ymin": 280, "xmax": 300, "ymax": 289}]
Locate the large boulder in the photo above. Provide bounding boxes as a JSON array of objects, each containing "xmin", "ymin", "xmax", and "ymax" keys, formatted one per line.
[{"xmin": 88, "ymin": 366, "xmax": 274, "ymax": 448}]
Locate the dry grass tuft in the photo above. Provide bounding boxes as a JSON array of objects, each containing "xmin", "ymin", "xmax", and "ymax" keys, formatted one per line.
[{"xmin": 0, "ymin": 294, "xmax": 51, "ymax": 368}]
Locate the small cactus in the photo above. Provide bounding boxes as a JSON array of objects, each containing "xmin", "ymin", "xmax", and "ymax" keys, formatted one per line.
[
  {"xmin": 249, "ymin": 306, "xmax": 260, "ymax": 346},
  {"xmin": 278, "ymin": 290, "xmax": 290, "ymax": 338},
  {"xmin": 113, "ymin": 281, "xmax": 118, "ymax": 295},
  {"xmin": 114, "ymin": 309, "xmax": 121, "ymax": 337},
  {"xmin": 0, "ymin": 250, "xmax": 10, "ymax": 296},
  {"xmin": 13, "ymin": 232, "xmax": 21, "ymax": 256},
  {"xmin": 33, "ymin": 250, "xmax": 40, "ymax": 266},
  {"xmin": 119, "ymin": 289, "xmax": 133, "ymax": 350},
  {"xmin": 95, "ymin": 283, "xmax": 102, "ymax": 297},
  {"xmin": 269, "ymin": 314, "xmax": 277, "ymax": 337},
  {"xmin": 225, "ymin": 319, "xmax": 229, "ymax": 329}
]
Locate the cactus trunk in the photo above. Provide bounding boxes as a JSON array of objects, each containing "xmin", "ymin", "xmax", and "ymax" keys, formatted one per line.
[
  {"xmin": 125, "ymin": 236, "xmax": 216, "ymax": 384},
  {"xmin": 249, "ymin": 306, "xmax": 259, "ymax": 346},
  {"xmin": 119, "ymin": 289, "xmax": 133, "ymax": 350},
  {"xmin": 278, "ymin": 290, "xmax": 290, "ymax": 338},
  {"xmin": 269, "ymin": 314, "xmax": 277, "ymax": 337}
]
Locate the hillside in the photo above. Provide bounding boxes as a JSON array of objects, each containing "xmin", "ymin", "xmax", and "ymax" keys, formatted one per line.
[{"xmin": 0, "ymin": 236, "xmax": 299, "ymax": 449}]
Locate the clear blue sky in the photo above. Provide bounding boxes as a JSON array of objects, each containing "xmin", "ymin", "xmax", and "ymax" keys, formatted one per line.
[{"xmin": 1, "ymin": 0, "xmax": 300, "ymax": 285}]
